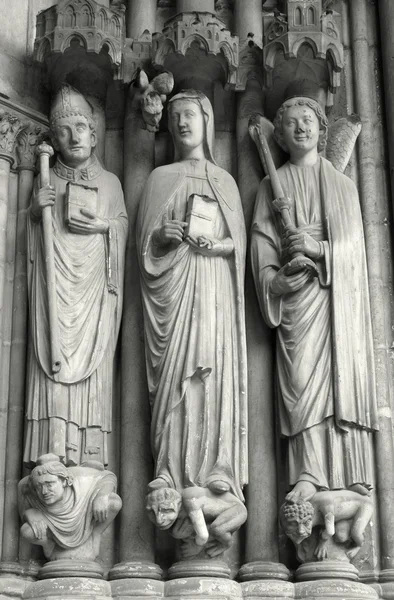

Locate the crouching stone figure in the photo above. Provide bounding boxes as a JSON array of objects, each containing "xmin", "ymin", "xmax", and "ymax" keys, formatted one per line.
[{"xmin": 18, "ymin": 453, "xmax": 121, "ymax": 563}]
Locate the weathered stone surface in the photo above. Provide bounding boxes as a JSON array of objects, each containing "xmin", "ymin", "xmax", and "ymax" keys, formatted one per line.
[
  {"xmin": 164, "ymin": 577, "xmax": 242, "ymax": 600},
  {"xmin": 294, "ymin": 579, "xmax": 379, "ymax": 599},
  {"xmin": 241, "ymin": 580, "xmax": 295, "ymax": 599},
  {"xmin": 23, "ymin": 578, "xmax": 111, "ymax": 600},
  {"xmin": 111, "ymin": 578, "xmax": 164, "ymax": 600}
]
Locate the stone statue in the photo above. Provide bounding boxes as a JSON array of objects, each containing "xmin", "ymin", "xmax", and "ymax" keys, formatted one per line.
[
  {"xmin": 280, "ymin": 490, "xmax": 373, "ymax": 562},
  {"xmin": 24, "ymin": 84, "xmax": 128, "ymax": 467},
  {"xmin": 250, "ymin": 87, "xmax": 378, "ymax": 505},
  {"xmin": 137, "ymin": 89, "xmax": 248, "ymax": 553},
  {"xmin": 146, "ymin": 486, "xmax": 247, "ymax": 559},
  {"xmin": 18, "ymin": 454, "xmax": 122, "ymax": 562}
]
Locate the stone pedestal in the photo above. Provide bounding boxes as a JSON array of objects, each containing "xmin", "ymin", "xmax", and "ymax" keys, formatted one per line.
[
  {"xmin": 239, "ymin": 562, "xmax": 292, "ymax": 600},
  {"xmin": 0, "ymin": 576, "xmax": 31, "ymax": 600},
  {"xmin": 376, "ymin": 570, "xmax": 394, "ymax": 599},
  {"xmin": 295, "ymin": 562, "xmax": 358, "ymax": 583},
  {"xmin": 38, "ymin": 561, "xmax": 104, "ymax": 580},
  {"xmin": 294, "ymin": 579, "xmax": 379, "ymax": 600},
  {"xmin": 22, "ymin": 578, "xmax": 112, "ymax": 600},
  {"xmin": 241, "ymin": 580, "xmax": 295, "ymax": 600},
  {"xmin": 168, "ymin": 562, "xmax": 230, "ymax": 581},
  {"xmin": 111, "ymin": 579, "xmax": 164, "ymax": 600},
  {"xmin": 164, "ymin": 578, "xmax": 242, "ymax": 600}
]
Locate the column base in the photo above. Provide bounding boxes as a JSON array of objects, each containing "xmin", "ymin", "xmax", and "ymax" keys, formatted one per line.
[
  {"xmin": 0, "ymin": 562, "xmax": 39, "ymax": 580},
  {"xmin": 111, "ymin": 579, "xmax": 164, "ymax": 600},
  {"xmin": 164, "ymin": 578, "xmax": 242, "ymax": 600},
  {"xmin": 294, "ymin": 579, "xmax": 379, "ymax": 599},
  {"xmin": 38, "ymin": 560, "xmax": 104, "ymax": 580},
  {"xmin": 168, "ymin": 561, "xmax": 230, "ymax": 580},
  {"xmin": 295, "ymin": 561, "xmax": 358, "ymax": 582},
  {"xmin": 241, "ymin": 580, "xmax": 294, "ymax": 599},
  {"xmin": 22, "ymin": 578, "xmax": 111, "ymax": 600},
  {"xmin": 0, "ymin": 576, "xmax": 31, "ymax": 600},
  {"xmin": 109, "ymin": 562, "xmax": 163, "ymax": 581},
  {"xmin": 238, "ymin": 562, "xmax": 290, "ymax": 582},
  {"xmin": 374, "ymin": 570, "xmax": 394, "ymax": 599}
]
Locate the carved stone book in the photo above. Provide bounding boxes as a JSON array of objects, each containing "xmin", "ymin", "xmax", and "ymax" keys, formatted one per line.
[
  {"xmin": 65, "ymin": 181, "xmax": 98, "ymax": 225},
  {"xmin": 185, "ymin": 193, "xmax": 218, "ymax": 239}
]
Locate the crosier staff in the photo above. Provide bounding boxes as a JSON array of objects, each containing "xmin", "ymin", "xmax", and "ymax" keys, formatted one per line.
[
  {"xmin": 248, "ymin": 113, "xmax": 317, "ymax": 276},
  {"xmin": 36, "ymin": 143, "xmax": 61, "ymax": 378}
]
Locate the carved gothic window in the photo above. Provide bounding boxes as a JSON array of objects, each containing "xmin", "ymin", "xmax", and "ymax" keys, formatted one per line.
[
  {"xmin": 307, "ymin": 6, "xmax": 315, "ymax": 25},
  {"xmin": 294, "ymin": 6, "xmax": 302, "ymax": 26},
  {"xmin": 64, "ymin": 6, "xmax": 76, "ymax": 28}
]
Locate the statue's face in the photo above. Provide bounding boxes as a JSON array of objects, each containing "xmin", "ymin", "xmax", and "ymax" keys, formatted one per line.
[
  {"xmin": 281, "ymin": 104, "xmax": 320, "ymax": 157},
  {"xmin": 53, "ymin": 114, "xmax": 96, "ymax": 168},
  {"xmin": 285, "ymin": 516, "xmax": 313, "ymax": 545},
  {"xmin": 33, "ymin": 473, "xmax": 66, "ymax": 505},
  {"xmin": 169, "ymin": 99, "xmax": 204, "ymax": 156},
  {"xmin": 148, "ymin": 501, "xmax": 179, "ymax": 530}
]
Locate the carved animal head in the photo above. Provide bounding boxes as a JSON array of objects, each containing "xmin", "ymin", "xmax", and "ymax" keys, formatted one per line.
[
  {"xmin": 30, "ymin": 453, "xmax": 73, "ymax": 506},
  {"xmin": 146, "ymin": 487, "xmax": 182, "ymax": 530},
  {"xmin": 137, "ymin": 70, "xmax": 174, "ymax": 133},
  {"xmin": 280, "ymin": 499, "xmax": 314, "ymax": 545}
]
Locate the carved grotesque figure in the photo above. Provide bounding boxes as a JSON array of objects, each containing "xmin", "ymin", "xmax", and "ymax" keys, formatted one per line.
[
  {"xmin": 24, "ymin": 84, "xmax": 128, "ymax": 467},
  {"xmin": 137, "ymin": 89, "xmax": 248, "ymax": 555},
  {"xmin": 280, "ymin": 490, "xmax": 373, "ymax": 561},
  {"xmin": 18, "ymin": 454, "xmax": 122, "ymax": 562},
  {"xmin": 147, "ymin": 486, "xmax": 247, "ymax": 559}
]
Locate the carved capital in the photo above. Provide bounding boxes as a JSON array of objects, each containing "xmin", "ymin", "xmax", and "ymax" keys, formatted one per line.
[
  {"xmin": 16, "ymin": 125, "xmax": 48, "ymax": 171},
  {"xmin": 0, "ymin": 111, "xmax": 26, "ymax": 162}
]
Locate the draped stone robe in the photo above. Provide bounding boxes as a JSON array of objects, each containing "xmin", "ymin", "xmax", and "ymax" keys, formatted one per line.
[
  {"xmin": 137, "ymin": 159, "xmax": 248, "ymax": 500},
  {"xmin": 25, "ymin": 157, "xmax": 128, "ymax": 467},
  {"xmin": 251, "ymin": 157, "xmax": 378, "ymax": 491}
]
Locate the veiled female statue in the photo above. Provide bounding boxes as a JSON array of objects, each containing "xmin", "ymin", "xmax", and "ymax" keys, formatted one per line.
[{"xmin": 137, "ymin": 90, "xmax": 248, "ymax": 507}]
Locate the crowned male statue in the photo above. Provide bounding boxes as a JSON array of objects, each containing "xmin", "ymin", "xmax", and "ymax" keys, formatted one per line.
[
  {"xmin": 251, "ymin": 81, "xmax": 378, "ymax": 508},
  {"xmin": 24, "ymin": 84, "xmax": 128, "ymax": 467}
]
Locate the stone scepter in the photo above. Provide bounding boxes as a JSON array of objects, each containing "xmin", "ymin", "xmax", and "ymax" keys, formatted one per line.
[
  {"xmin": 249, "ymin": 113, "xmax": 317, "ymax": 276},
  {"xmin": 36, "ymin": 142, "xmax": 61, "ymax": 377}
]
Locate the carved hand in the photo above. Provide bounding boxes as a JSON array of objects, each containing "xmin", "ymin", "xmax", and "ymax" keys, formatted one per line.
[
  {"xmin": 92, "ymin": 494, "xmax": 110, "ymax": 523},
  {"xmin": 270, "ymin": 265, "xmax": 312, "ymax": 296},
  {"xmin": 186, "ymin": 235, "xmax": 233, "ymax": 257},
  {"xmin": 283, "ymin": 227, "xmax": 322, "ymax": 259},
  {"xmin": 31, "ymin": 184, "xmax": 55, "ymax": 220},
  {"xmin": 153, "ymin": 214, "xmax": 187, "ymax": 247},
  {"xmin": 25, "ymin": 509, "xmax": 47, "ymax": 540},
  {"xmin": 68, "ymin": 209, "xmax": 109, "ymax": 235}
]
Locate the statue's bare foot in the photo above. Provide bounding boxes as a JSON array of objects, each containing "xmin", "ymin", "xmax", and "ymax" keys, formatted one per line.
[
  {"xmin": 349, "ymin": 483, "xmax": 371, "ymax": 497},
  {"xmin": 286, "ymin": 481, "xmax": 316, "ymax": 503},
  {"xmin": 208, "ymin": 480, "xmax": 230, "ymax": 494},
  {"xmin": 147, "ymin": 478, "xmax": 167, "ymax": 491}
]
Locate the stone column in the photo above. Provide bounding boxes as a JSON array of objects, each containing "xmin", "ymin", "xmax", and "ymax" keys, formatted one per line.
[
  {"xmin": 350, "ymin": 1, "xmax": 394, "ymax": 598},
  {"xmin": 0, "ymin": 125, "xmax": 41, "ymax": 578},
  {"xmin": 0, "ymin": 112, "xmax": 25, "ymax": 562},
  {"xmin": 233, "ymin": 2, "xmax": 290, "ymax": 595},
  {"xmin": 127, "ymin": 0, "xmax": 156, "ymax": 37},
  {"xmin": 176, "ymin": 0, "xmax": 214, "ymax": 12},
  {"xmin": 110, "ymin": 1, "xmax": 163, "ymax": 596},
  {"xmin": 233, "ymin": 0, "xmax": 262, "ymax": 49},
  {"xmin": 379, "ymin": 0, "xmax": 394, "ymax": 217}
]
